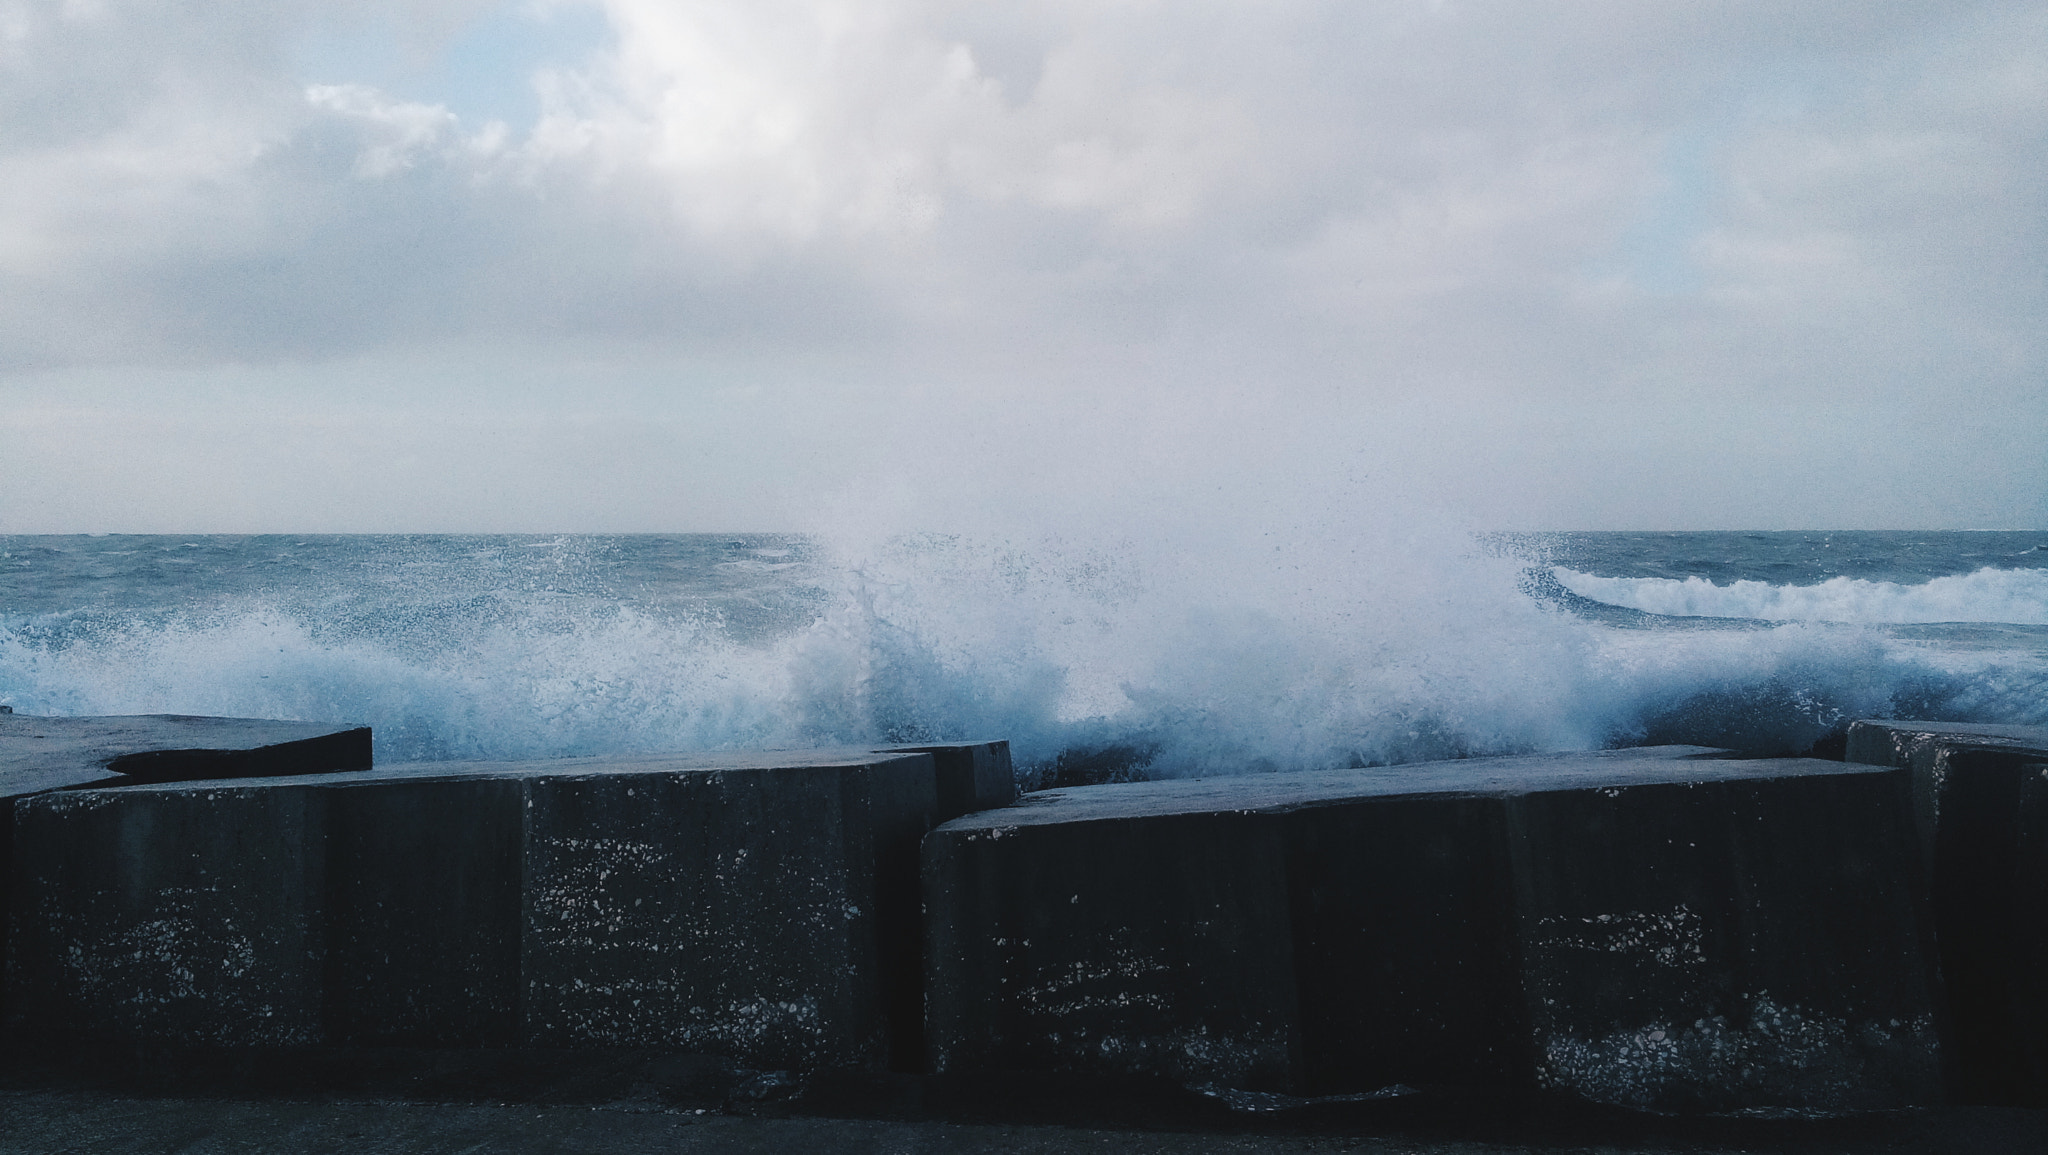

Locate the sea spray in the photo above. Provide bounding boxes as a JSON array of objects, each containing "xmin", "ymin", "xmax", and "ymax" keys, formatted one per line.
[
  {"xmin": 1, "ymin": 530, "xmax": 2043, "ymax": 776},
  {"xmin": 1552, "ymin": 566, "xmax": 2048, "ymax": 625}
]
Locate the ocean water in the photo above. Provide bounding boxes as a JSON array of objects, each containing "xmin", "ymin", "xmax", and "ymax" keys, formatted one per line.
[{"xmin": 1, "ymin": 530, "xmax": 2043, "ymax": 783}]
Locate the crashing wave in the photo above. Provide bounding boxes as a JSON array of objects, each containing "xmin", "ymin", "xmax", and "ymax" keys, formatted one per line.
[
  {"xmin": 1551, "ymin": 565, "xmax": 2048, "ymax": 626},
  {"xmin": 2, "ymin": 534, "xmax": 2044, "ymax": 777}
]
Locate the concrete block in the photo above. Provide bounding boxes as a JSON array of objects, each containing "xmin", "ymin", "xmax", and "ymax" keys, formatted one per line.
[
  {"xmin": 1922, "ymin": 750, "xmax": 2034, "ymax": 1104},
  {"xmin": 0, "ymin": 713, "xmax": 367, "ymax": 1030},
  {"xmin": 1844, "ymin": 719, "xmax": 2048, "ymax": 776},
  {"xmin": 1844, "ymin": 719, "xmax": 2048, "ymax": 1104},
  {"xmin": 5, "ymin": 783, "xmax": 328, "ymax": 1047},
  {"xmin": 203, "ymin": 747, "xmax": 946, "ymax": 1066},
  {"xmin": 925, "ymin": 805, "xmax": 1298, "ymax": 1088},
  {"xmin": 6, "ymin": 741, "xmax": 948, "ymax": 1067},
  {"xmin": 1286, "ymin": 794, "xmax": 1524, "ymax": 1094},
  {"xmin": 1844, "ymin": 718, "xmax": 2048, "ymax": 876},
  {"xmin": 0, "ymin": 799, "xmax": 13, "ymax": 1039},
  {"xmin": 1507, "ymin": 763, "xmax": 1940, "ymax": 1113},
  {"xmin": 924, "ymin": 748, "xmax": 1941, "ymax": 1112},
  {"xmin": 2016, "ymin": 763, "xmax": 2048, "ymax": 1106},
  {"xmin": 925, "ymin": 747, "xmax": 1718, "ymax": 1093},
  {"xmin": 517, "ymin": 751, "xmax": 939, "ymax": 1070},
  {"xmin": 0, "ymin": 713, "xmax": 370, "ymax": 800},
  {"xmin": 321, "ymin": 776, "xmax": 525, "ymax": 1047},
  {"xmin": 888, "ymin": 741, "xmax": 1016, "ymax": 820}
]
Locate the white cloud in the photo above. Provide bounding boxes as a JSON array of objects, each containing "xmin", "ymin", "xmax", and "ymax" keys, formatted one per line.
[
  {"xmin": 0, "ymin": 0, "xmax": 2042, "ymax": 529},
  {"xmin": 304, "ymin": 83, "xmax": 473, "ymax": 177}
]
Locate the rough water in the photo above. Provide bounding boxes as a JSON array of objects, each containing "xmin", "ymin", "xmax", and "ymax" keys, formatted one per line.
[{"xmin": 1, "ymin": 531, "xmax": 2043, "ymax": 781}]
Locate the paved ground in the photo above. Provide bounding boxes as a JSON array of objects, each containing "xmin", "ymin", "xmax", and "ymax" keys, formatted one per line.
[
  {"xmin": 4, "ymin": 1049, "xmax": 2043, "ymax": 1155},
  {"xmin": 0, "ymin": 1092, "xmax": 1543, "ymax": 1155},
  {"xmin": 6, "ymin": 1085, "xmax": 2047, "ymax": 1155}
]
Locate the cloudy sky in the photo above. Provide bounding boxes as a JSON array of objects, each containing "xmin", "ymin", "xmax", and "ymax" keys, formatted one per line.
[{"xmin": 0, "ymin": 0, "xmax": 2041, "ymax": 532}]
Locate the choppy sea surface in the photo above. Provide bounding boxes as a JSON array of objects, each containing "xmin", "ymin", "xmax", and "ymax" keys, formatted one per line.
[{"xmin": 1, "ymin": 531, "xmax": 2043, "ymax": 781}]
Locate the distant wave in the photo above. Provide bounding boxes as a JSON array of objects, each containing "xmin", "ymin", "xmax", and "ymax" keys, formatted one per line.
[{"xmin": 1552, "ymin": 566, "xmax": 2048, "ymax": 626}]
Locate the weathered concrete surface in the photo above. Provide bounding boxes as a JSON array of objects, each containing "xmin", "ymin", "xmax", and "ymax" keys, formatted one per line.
[
  {"xmin": 1844, "ymin": 719, "xmax": 2048, "ymax": 776},
  {"xmin": 12, "ymin": 765, "xmax": 533, "ymax": 1051},
  {"xmin": 872, "ymin": 742, "xmax": 1019, "ymax": 1068},
  {"xmin": 1508, "ymin": 765, "xmax": 1938, "ymax": 1113},
  {"xmin": 927, "ymin": 747, "xmax": 1718, "ymax": 1091},
  {"xmin": 519, "ymin": 751, "xmax": 938, "ymax": 1071},
  {"xmin": 6, "ymin": 741, "xmax": 981, "ymax": 1069},
  {"xmin": 889, "ymin": 741, "xmax": 1016, "ymax": 820},
  {"xmin": 1287, "ymin": 795, "xmax": 1524, "ymax": 1095},
  {"xmin": 1845, "ymin": 720, "xmax": 2048, "ymax": 1106},
  {"xmin": 0, "ymin": 714, "xmax": 367, "ymax": 1030},
  {"xmin": 6, "ymin": 783, "xmax": 329, "ymax": 1047},
  {"xmin": 343, "ymin": 742, "xmax": 1006, "ymax": 1066},
  {"xmin": 927, "ymin": 804, "xmax": 1300, "ymax": 1088},
  {"xmin": 925, "ymin": 747, "xmax": 1942, "ymax": 1112},
  {"xmin": 2018, "ymin": 762, "xmax": 2048, "ymax": 1105},
  {"xmin": 0, "ymin": 712, "xmax": 370, "ymax": 799},
  {"xmin": 322, "ymin": 777, "xmax": 525, "ymax": 1047},
  {"xmin": 319, "ymin": 742, "xmax": 1002, "ymax": 1063},
  {"xmin": 294, "ymin": 749, "xmax": 953, "ymax": 1067}
]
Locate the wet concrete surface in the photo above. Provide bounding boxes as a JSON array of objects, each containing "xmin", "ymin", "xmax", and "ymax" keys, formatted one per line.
[{"xmin": 3, "ymin": 1053, "xmax": 2044, "ymax": 1155}]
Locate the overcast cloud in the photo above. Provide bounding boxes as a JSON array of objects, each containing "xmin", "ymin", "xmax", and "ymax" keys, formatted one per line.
[{"xmin": 0, "ymin": 0, "xmax": 2041, "ymax": 531}]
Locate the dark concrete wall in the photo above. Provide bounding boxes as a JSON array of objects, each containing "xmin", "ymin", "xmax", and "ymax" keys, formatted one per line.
[
  {"xmin": 0, "ymin": 799, "xmax": 14, "ymax": 1036},
  {"xmin": 7, "ymin": 784, "xmax": 329, "ymax": 1047},
  {"xmin": 0, "ymin": 713, "xmax": 371, "ymax": 1031},
  {"xmin": 890, "ymin": 741, "xmax": 1016, "ymax": 820},
  {"xmin": 1844, "ymin": 720, "xmax": 2048, "ymax": 1105},
  {"xmin": 1506, "ymin": 771, "xmax": 1937, "ymax": 1111},
  {"xmin": 926, "ymin": 808, "xmax": 1298, "ymax": 1089},
  {"xmin": 11, "ymin": 718, "xmax": 2034, "ymax": 1116},
  {"xmin": 323, "ymin": 777, "xmax": 525, "ymax": 1047},
  {"xmin": 3, "ymin": 742, "xmax": 996, "ymax": 1074},
  {"xmin": 519, "ymin": 761, "xmax": 918, "ymax": 1068},
  {"xmin": 923, "ymin": 751, "xmax": 1944, "ymax": 1113},
  {"xmin": 0, "ymin": 714, "xmax": 371, "ymax": 800},
  {"xmin": 1286, "ymin": 795, "xmax": 1524, "ymax": 1094},
  {"xmin": 2018, "ymin": 762, "xmax": 2048, "ymax": 1102}
]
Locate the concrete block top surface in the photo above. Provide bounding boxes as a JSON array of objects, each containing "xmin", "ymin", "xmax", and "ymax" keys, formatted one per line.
[
  {"xmin": 74, "ymin": 744, "xmax": 947, "ymax": 795},
  {"xmin": 934, "ymin": 747, "xmax": 1890, "ymax": 831},
  {"xmin": 1845, "ymin": 718, "xmax": 2048, "ymax": 764},
  {"xmin": 382, "ymin": 745, "xmax": 940, "ymax": 778},
  {"xmin": 0, "ymin": 712, "xmax": 370, "ymax": 801}
]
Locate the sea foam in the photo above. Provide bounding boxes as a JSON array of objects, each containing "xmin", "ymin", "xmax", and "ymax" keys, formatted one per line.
[
  {"xmin": 1552, "ymin": 565, "xmax": 2048, "ymax": 625},
  {"xmin": 4, "ymin": 529, "xmax": 2043, "ymax": 777}
]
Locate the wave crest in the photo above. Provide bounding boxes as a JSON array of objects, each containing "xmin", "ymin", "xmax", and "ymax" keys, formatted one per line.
[
  {"xmin": 1552, "ymin": 566, "xmax": 2048, "ymax": 625},
  {"xmin": 2, "ymin": 534, "xmax": 2043, "ymax": 776}
]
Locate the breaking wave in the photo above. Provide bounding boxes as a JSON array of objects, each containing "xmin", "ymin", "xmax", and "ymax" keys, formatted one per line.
[
  {"xmin": 2, "ymin": 531, "xmax": 2043, "ymax": 779},
  {"xmin": 1552, "ymin": 566, "xmax": 2048, "ymax": 625}
]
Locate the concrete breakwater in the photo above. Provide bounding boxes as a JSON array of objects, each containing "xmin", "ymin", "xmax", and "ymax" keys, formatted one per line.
[{"xmin": 1, "ymin": 713, "xmax": 2043, "ymax": 1115}]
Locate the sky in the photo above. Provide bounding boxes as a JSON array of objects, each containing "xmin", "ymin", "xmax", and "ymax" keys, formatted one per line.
[{"xmin": 0, "ymin": 0, "xmax": 2042, "ymax": 533}]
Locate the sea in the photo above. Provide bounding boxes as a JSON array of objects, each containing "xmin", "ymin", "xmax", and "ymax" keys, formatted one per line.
[{"xmin": 1, "ymin": 530, "xmax": 2043, "ymax": 784}]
